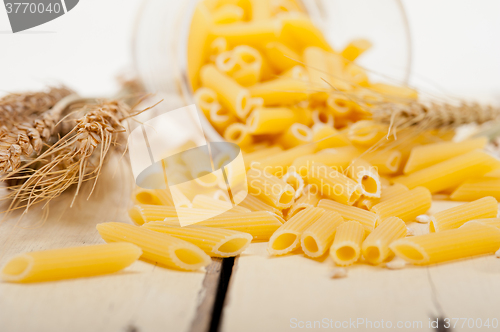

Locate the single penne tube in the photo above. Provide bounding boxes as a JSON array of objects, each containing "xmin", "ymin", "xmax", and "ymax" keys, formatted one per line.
[
  {"xmin": 194, "ymin": 87, "xmax": 220, "ymax": 116},
  {"xmin": 264, "ymin": 41, "xmax": 302, "ymax": 72},
  {"xmin": 361, "ymin": 217, "xmax": 406, "ymax": 265},
  {"xmin": 358, "ymin": 183, "xmax": 409, "ymax": 210},
  {"xmin": 200, "ymin": 64, "xmax": 252, "ymax": 119},
  {"xmin": 404, "ymin": 137, "xmax": 488, "ymax": 174},
  {"xmin": 450, "ymin": 177, "xmax": 500, "ymax": 201},
  {"xmin": 96, "ymin": 223, "xmax": 211, "ymax": 271},
  {"xmin": 324, "ymin": 52, "xmax": 351, "ymax": 91},
  {"xmin": 209, "ymin": 106, "xmax": 236, "ymax": 133},
  {"xmin": 243, "ymin": 145, "xmax": 284, "ymax": 166},
  {"xmin": 326, "ymin": 93, "xmax": 352, "ymax": 118},
  {"xmin": 224, "ymin": 123, "xmax": 254, "ymax": 147},
  {"xmin": 292, "ymin": 146, "xmax": 361, "ymax": 177},
  {"xmin": 250, "ymin": 0, "xmax": 271, "ymax": 21},
  {"xmin": 363, "ymin": 149, "xmax": 402, "ymax": 175},
  {"xmin": 303, "ymin": 46, "xmax": 330, "ymax": 90},
  {"xmin": 211, "ymin": 20, "xmax": 279, "ymax": 49},
  {"xmin": 371, "ymin": 187, "xmax": 432, "ymax": 222},
  {"xmin": 312, "ymin": 124, "xmax": 352, "ymax": 150},
  {"xmin": 212, "ymin": 4, "xmax": 245, "ymax": 24},
  {"xmin": 390, "ymin": 221, "xmax": 500, "ymax": 265},
  {"xmin": 307, "ymin": 162, "xmax": 362, "ymax": 205},
  {"xmin": 246, "ymin": 168, "xmax": 296, "ymax": 209},
  {"xmin": 393, "ymin": 150, "xmax": 500, "ymax": 193},
  {"xmin": 208, "ymin": 37, "xmax": 229, "ymax": 62},
  {"xmin": 344, "ymin": 63, "xmax": 369, "ymax": 87},
  {"xmin": 341, "ymin": 38, "xmax": 372, "ymax": 62},
  {"xmin": 347, "ymin": 120, "xmax": 387, "ymax": 147},
  {"xmin": 233, "ymin": 190, "xmax": 283, "ymax": 217},
  {"xmin": 141, "ymin": 224, "xmax": 252, "ymax": 257},
  {"xmin": 277, "ymin": 123, "xmax": 313, "ymax": 148},
  {"xmin": 256, "ymin": 143, "xmax": 316, "ymax": 176},
  {"xmin": 278, "ymin": 12, "xmax": 333, "ymax": 52},
  {"xmin": 369, "ymin": 82, "xmax": 418, "ymax": 100},
  {"xmin": 0, "ymin": 243, "xmax": 141, "ymax": 283},
  {"xmin": 317, "ymin": 198, "xmax": 378, "ymax": 233},
  {"xmin": 248, "ymin": 77, "xmax": 311, "ymax": 106},
  {"xmin": 247, "ymin": 107, "xmax": 297, "ymax": 134},
  {"xmin": 154, "ymin": 211, "xmax": 284, "ymax": 240},
  {"xmin": 462, "ymin": 218, "xmax": 500, "ymax": 229},
  {"xmin": 329, "ymin": 220, "xmax": 365, "ymax": 266},
  {"xmin": 301, "ymin": 211, "xmax": 344, "ymax": 258},
  {"xmin": 311, "ymin": 108, "xmax": 334, "ymax": 127},
  {"xmin": 192, "ymin": 195, "xmax": 251, "ymax": 213},
  {"xmin": 281, "ymin": 170, "xmax": 304, "ymax": 198},
  {"xmin": 129, "ymin": 205, "xmax": 230, "ymax": 225},
  {"xmin": 287, "ymin": 184, "xmax": 322, "ymax": 219},
  {"xmin": 429, "ymin": 197, "xmax": 498, "ymax": 232},
  {"xmin": 268, "ymin": 207, "xmax": 325, "ymax": 255},
  {"xmin": 132, "ymin": 188, "xmax": 164, "ymax": 206},
  {"xmin": 346, "ymin": 158, "xmax": 381, "ymax": 198},
  {"xmin": 187, "ymin": 2, "xmax": 213, "ymax": 90}
]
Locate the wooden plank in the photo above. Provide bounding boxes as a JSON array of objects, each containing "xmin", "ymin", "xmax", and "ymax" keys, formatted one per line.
[
  {"xmin": 0, "ymin": 159, "xmax": 214, "ymax": 332},
  {"xmin": 221, "ymin": 201, "xmax": 500, "ymax": 332}
]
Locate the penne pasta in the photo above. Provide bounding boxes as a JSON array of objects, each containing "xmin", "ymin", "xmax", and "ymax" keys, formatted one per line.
[
  {"xmin": 257, "ymin": 143, "xmax": 316, "ymax": 176},
  {"xmin": 317, "ymin": 199, "xmax": 378, "ymax": 233},
  {"xmin": 341, "ymin": 38, "xmax": 372, "ymax": 62},
  {"xmin": 277, "ymin": 123, "xmax": 313, "ymax": 148},
  {"xmin": 404, "ymin": 137, "xmax": 488, "ymax": 174},
  {"xmin": 347, "ymin": 120, "xmax": 387, "ymax": 147},
  {"xmin": 234, "ymin": 190, "xmax": 283, "ymax": 217},
  {"xmin": 450, "ymin": 177, "xmax": 500, "ymax": 201},
  {"xmin": 390, "ymin": 221, "xmax": 500, "ymax": 265},
  {"xmin": 208, "ymin": 37, "xmax": 229, "ymax": 62},
  {"xmin": 281, "ymin": 170, "xmax": 304, "ymax": 198},
  {"xmin": 326, "ymin": 93, "xmax": 352, "ymax": 118},
  {"xmin": 346, "ymin": 158, "xmax": 381, "ymax": 198},
  {"xmin": 192, "ymin": 195, "xmax": 251, "ymax": 213},
  {"xmin": 200, "ymin": 64, "xmax": 252, "ymax": 119},
  {"xmin": 97, "ymin": 223, "xmax": 211, "ymax": 271},
  {"xmin": 211, "ymin": 20, "xmax": 279, "ymax": 49},
  {"xmin": 311, "ymin": 108, "xmax": 334, "ymax": 128},
  {"xmin": 268, "ymin": 207, "xmax": 325, "ymax": 255},
  {"xmin": 264, "ymin": 41, "xmax": 302, "ymax": 72},
  {"xmin": 194, "ymin": 87, "xmax": 220, "ymax": 117},
  {"xmin": 209, "ymin": 106, "xmax": 236, "ymax": 134},
  {"xmin": 292, "ymin": 146, "xmax": 361, "ymax": 177},
  {"xmin": 250, "ymin": 0, "xmax": 271, "ymax": 21},
  {"xmin": 462, "ymin": 218, "xmax": 500, "ymax": 229},
  {"xmin": 358, "ymin": 183, "xmax": 409, "ymax": 210},
  {"xmin": 154, "ymin": 211, "xmax": 284, "ymax": 240},
  {"xmin": 363, "ymin": 149, "xmax": 402, "ymax": 175},
  {"xmin": 278, "ymin": 12, "xmax": 333, "ymax": 52},
  {"xmin": 329, "ymin": 220, "xmax": 365, "ymax": 266},
  {"xmin": 0, "ymin": 243, "xmax": 141, "ymax": 283},
  {"xmin": 371, "ymin": 187, "xmax": 432, "ymax": 223},
  {"xmin": 369, "ymin": 83, "xmax": 418, "ymax": 100},
  {"xmin": 303, "ymin": 46, "xmax": 330, "ymax": 91},
  {"xmin": 429, "ymin": 197, "xmax": 498, "ymax": 232},
  {"xmin": 287, "ymin": 184, "xmax": 322, "ymax": 219},
  {"xmin": 306, "ymin": 162, "xmax": 362, "ymax": 205},
  {"xmin": 246, "ymin": 167, "xmax": 296, "ymax": 209},
  {"xmin": 248, "ymin": 76, "xmax": 311, "ymax": 106},
  {"xmin": 312, "ymin": 124, "xmax": 352, "ymax": 150},
  {"xmin": 224, "ymin": 123, "xmax": 254, "ymax": 147},
  {"xmin": 247, "ymin": 107, "xmax": 298, "ymax": 134},
  {"xmin": 393, "ymin": 150, "xmax": 500, "ymax": 194},
  {"xmin": 188, "ymin": 2, "xmax": 213, "ymax": 89},
  {"xmin": 362, "ymin": 217, "xmax": 406, "ymax": 265},
  {"xmin": 141, "ymin": 224, "xmax": 252, "ymax": 257},
  {"xmin": 212, "ymin": 4, "xmax": 245, "ymax": 24},
  {"xmin": 301, "ymin": 211, "xmax": 344, "ymax": 258},
  {"xmin": 243, "ymin": 145, "xmax": 284, "ymax": 166}
]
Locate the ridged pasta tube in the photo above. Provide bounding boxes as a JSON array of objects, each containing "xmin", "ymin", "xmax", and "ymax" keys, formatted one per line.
[
  {"xmin": 362, "ymin": 217, "xmax": 407, "ymax": 265},
  {"xmin": 329, "ymin": 220, "xmax": 365, "ymax": 266},
  {"xmin": 371, "ymin": 187, "xmax": 431, "ymax": 222},
  {"xmin": 301, "ymin": 211, "xmax": 344, "ymax": 258}
]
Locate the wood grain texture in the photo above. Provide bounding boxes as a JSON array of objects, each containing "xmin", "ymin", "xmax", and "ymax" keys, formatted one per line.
[
  {"xmin": 0, "ymin": 159, "xmax": 210, "ymax": 332},
  {"xmin": 221, "ymin": 201, "xmax": 500, "ymax": 332}
]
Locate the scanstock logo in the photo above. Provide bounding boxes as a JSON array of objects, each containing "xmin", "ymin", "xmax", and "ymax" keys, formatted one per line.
[{"xmin": 3, "ymin": 0, "xmax": 79, "ymax": 33}]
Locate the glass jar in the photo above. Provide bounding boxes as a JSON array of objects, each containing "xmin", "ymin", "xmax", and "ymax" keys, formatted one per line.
[{"xmin": 132, "ymin": 0, "xmax": 412, "ymax": 142}]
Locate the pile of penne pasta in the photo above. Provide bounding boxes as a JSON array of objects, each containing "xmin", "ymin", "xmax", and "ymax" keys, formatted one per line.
[
  {"xmin": 190, "ymin": 0, "xmax": 418, "ymax": 149},
  {"xmin": 2, "ymin": 0, "xmax": 500, "ymax": 284}
]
